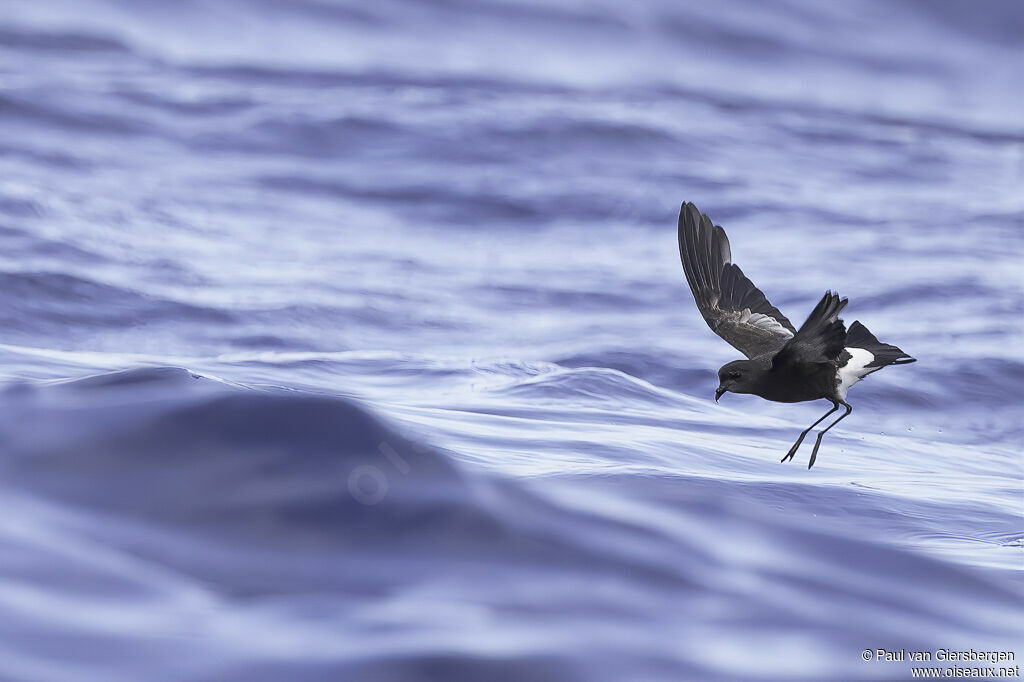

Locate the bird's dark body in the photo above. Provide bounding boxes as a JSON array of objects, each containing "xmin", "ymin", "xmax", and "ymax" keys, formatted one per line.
[
  {"xmin": 748, "ymin": 359, "xmax": 837, "ymax": 404},
  {"xmin": 677, "ymin": 202, "xmax": 915, "ymax": 468}
]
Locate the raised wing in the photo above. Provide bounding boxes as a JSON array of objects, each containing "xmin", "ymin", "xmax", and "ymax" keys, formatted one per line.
[
  {"xmin": 678, "ymin": 202, "xmax": 796, "ymax": 359},
  {"xmin": 772, "ymin": 291, "xmax": 848, "ymax": 367}
]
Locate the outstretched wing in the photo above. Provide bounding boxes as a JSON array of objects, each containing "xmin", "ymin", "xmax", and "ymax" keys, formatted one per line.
[
  {"xmin": 678, "ymin": 202, "xmax": 796, "ymax": 359},
  {"xmin": 772, "ymin": 291, "xmax": 848, "ymax": 367}
]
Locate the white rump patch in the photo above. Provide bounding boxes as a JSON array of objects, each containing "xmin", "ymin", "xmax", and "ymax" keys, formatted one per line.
[
  {"xmin": 836, "ymin": 347, "xmax": 876, "ymax": 399},
  {"xmin": 738, "ymin": 308, "xmax": 794, "ymax": 337}
]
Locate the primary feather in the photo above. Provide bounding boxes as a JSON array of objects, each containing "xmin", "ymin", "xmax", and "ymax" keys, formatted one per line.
[{"xmin": 677, "ymin": 202, "xmax": 795, "ymax": 360}]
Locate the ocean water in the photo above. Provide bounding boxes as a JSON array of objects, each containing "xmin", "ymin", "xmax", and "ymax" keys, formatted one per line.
[{"xmin": 1, "ymin": 0, "xmax": 1022, "ymax": 680}]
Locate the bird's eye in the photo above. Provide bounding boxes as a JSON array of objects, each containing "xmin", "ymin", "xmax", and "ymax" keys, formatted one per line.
[{"xmin": 729, "ymin": 371, "xmax": 741, "ymax": 380}]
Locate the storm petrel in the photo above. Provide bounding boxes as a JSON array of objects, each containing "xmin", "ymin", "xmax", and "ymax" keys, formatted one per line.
[{"xmin": 677, "ymin": 202, "xmax": 915, "ymax": 468}]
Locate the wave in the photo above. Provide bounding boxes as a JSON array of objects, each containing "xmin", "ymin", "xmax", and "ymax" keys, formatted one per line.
[
  {"xmin": 0, "ymin": 91, "xmax": 152, "ymax": 136},
  {"xmin": 0, "ymin": 26, "xmax": 134, "ymax": 54},
  {"xmin": 1, "ymin": 369, "xmax": 1019, "ymax": 681},
  {"xmin": 4, "ymin": 367, "xmax": 479, "ymax": 527},
  {"xmin": 0, "ymin": 271, "xmax": 234, "ymax": 338}
]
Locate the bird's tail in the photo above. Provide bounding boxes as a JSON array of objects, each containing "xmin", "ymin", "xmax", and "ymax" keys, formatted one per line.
[{"xmin": 847, "ymin": 321, "xmax": 916, "ymax": 367}]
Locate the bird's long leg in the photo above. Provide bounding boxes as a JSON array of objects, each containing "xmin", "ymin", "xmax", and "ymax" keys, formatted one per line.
[
  {"xmin": 781, "ymin": 402, "xmax": 838, "ymax": 463},
  {"xmin": 807, "ymin": 401, "xmax": 853, "ymax": 469}
]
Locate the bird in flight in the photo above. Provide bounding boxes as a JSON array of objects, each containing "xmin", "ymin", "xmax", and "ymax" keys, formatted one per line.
[{"xmin": 677, "ymin": 202, "xmax": 915, "ymax": 468}]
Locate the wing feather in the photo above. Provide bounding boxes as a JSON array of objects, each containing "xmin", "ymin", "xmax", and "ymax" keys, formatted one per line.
[
  {"xmin": 772, "ymin": 291, "xmax": 849, "ymax": 367},
  {"xmin": 677, "ymin": 202, "xmax": 796, "ymax": 360}
]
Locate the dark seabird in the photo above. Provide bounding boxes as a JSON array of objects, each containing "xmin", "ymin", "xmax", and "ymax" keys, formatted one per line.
[{"xmin": 677, "ymin": 202, "xmax": 916, "ymax": 468}]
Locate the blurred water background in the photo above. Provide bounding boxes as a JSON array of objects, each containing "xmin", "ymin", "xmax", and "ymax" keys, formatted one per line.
[{"xmin": 1, "ymin": 0, "xmax": 1022, "ymax": 680}]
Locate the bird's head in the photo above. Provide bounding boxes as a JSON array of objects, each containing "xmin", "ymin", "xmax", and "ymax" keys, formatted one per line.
[{"xmin": 715, "ymin": 360, "xmax": 760, "ymax": 401}]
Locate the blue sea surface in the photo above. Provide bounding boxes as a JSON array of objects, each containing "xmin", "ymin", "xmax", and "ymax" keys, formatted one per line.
[{"xmin": 0, "ymin": 0, "xmax": 1022, "ymax": 680}]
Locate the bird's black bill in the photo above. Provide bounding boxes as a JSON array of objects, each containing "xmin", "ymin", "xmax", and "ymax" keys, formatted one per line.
[{"xmin": 714, "ymin": 386, "xmax": 726, "ymax": 402}]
